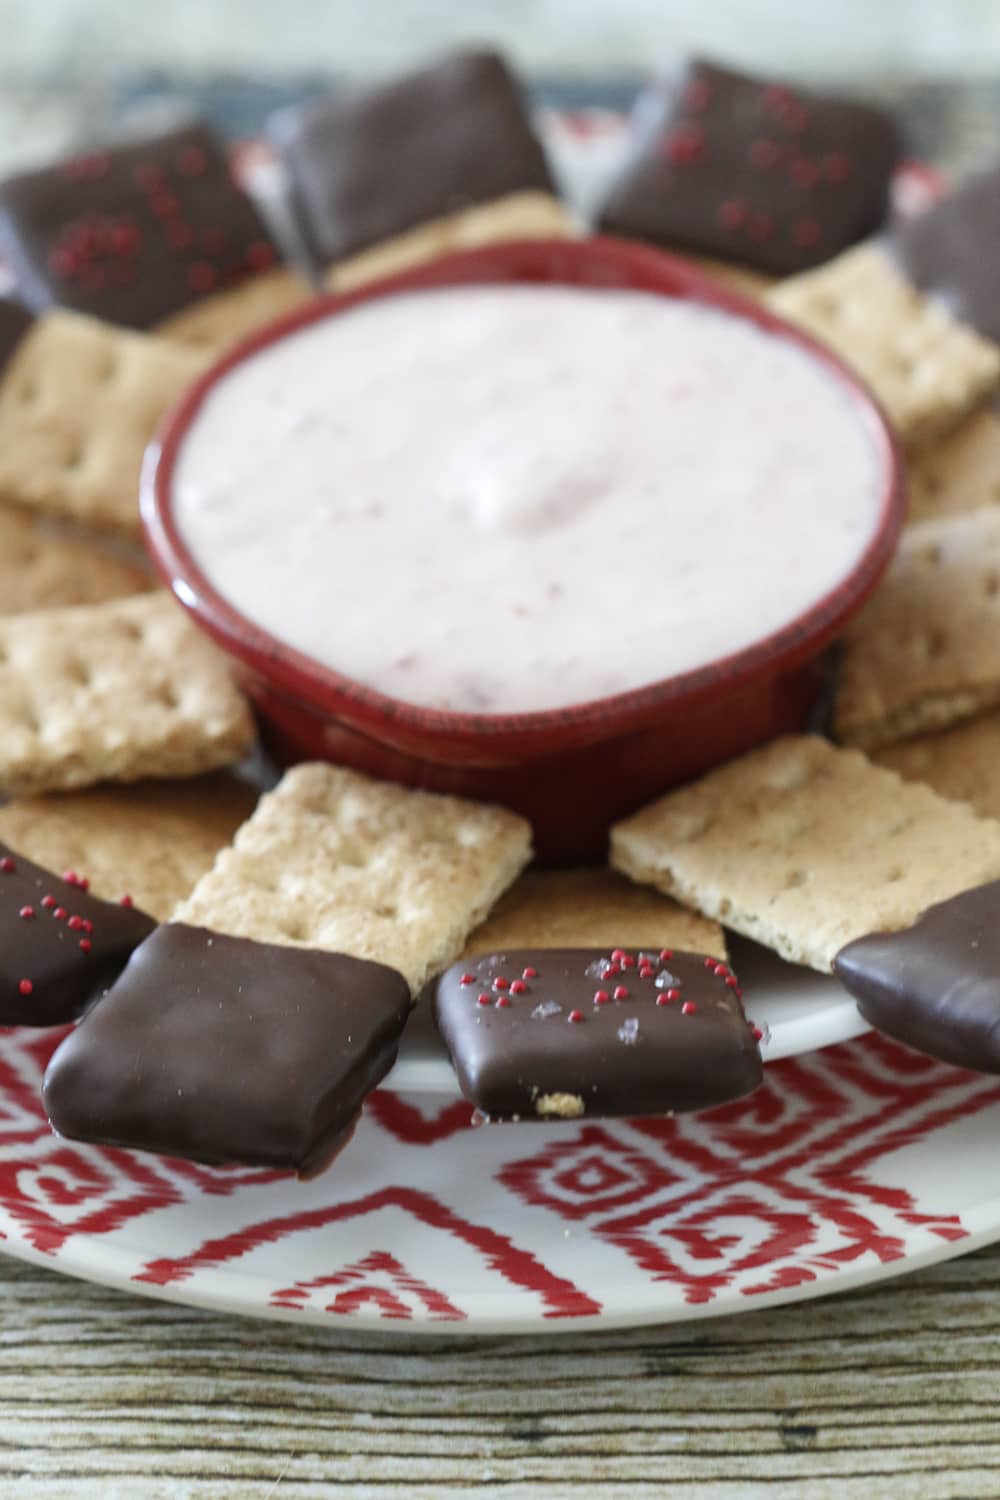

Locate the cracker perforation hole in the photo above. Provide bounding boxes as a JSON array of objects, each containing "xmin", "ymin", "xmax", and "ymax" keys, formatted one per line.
[
  {"xmin": 16, "ymin": 380, "xmax": 39, "ymax": 406},
  {"xmin": 783, "ymin": 869, "xmax": 808, "ymax": 890},
  {"xmin": 920, "ymin": 544, "xmax": 943, "ymax": 568},
  {"xmin": 923, "ymin": 630, "xmax": 948, "ymax": 660},
  {"xmin": 62, "ymin": 441, "xmax": 85, "ymax": 472},
  {"xmin": 884, "ymin": 866, "xmax": 905, "ymax": 883},
  {"xmin": 984, "ymin": 572, "xmax": 1000, "ymax": 600}
]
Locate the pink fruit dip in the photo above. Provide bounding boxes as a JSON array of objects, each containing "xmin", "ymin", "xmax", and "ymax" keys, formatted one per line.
[{"xmin": 171, "ymin": 281, "xmax": 883, "ymax": 714}]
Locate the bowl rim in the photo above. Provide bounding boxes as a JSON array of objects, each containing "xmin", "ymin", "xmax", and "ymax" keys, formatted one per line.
[{"xmin": 142, "ymin": 233, "xmax": 906, "ymax": 759}]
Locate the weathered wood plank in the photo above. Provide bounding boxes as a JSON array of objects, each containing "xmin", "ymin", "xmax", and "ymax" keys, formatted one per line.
[{"xmin": 0, "ymin": 1249, "xmax": 998, "ymax": 1497}]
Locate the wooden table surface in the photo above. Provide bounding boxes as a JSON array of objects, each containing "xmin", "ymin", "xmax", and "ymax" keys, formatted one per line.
[{"xmin": 3, "ymin": 1240, "xmax": 997, "ymax": 1498}]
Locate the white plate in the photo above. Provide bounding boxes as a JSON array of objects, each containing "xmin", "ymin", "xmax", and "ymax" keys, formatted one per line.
[
  {"xmin": 386, "ymin": 933, "xmax": 871, "ymax": 1093},
  {"xmin": 3, "ymin": 1024, "xmax": 1000, "ymax": 1333}
]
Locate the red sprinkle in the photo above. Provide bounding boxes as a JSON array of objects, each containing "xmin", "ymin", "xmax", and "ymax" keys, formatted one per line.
[
  {"xmin": 79, "ymin": 939, "xmax": 92, "ymax": 955},
  {"xmin": 790, "ymin": 156, "xmax": 820, "ymax": 188},
  {"xmin": 793, "ymin": 216, "xmax": 821, "ymax": 247},
  {"xmin": 713, "ymin": 963, "xmax": 729, "ymax": 977},
  {"xmin": 717, "ymin": 198, "xmax": 748, "ymax": 230},
  {"xmin": 823, "ymin": 151, "xmax": 851, "ymax": 182},
  {"xmin": 81, "ymin": 919, "xmax": 94, "ymax": 936},
  {"xmin": 41, "ymin": 894, "xmax": 56, "ymax": 910},
  {"xmin": 17, "ymin": 979, "xmax": 32, "ymax": 997},
  {"xmin": 477, "ymin": 993, "xmax": 491, "ymax": 1006},
  {"xmin": 639, "ymin": 965, "xmax": 655, "ymax": 980},
  {"xmin": 53, "ymin": 907, "xmax": 67, "ymax": 922},
  {"xmin": 613, "ymin": 985, "xmax": 630, "ymax": 1001},
  {"xmin": 611, "ymin": 949, "xmax": 627, "ymax": 962},
  {"xmin": 620, "ymin": 955, "xmax": 636, "ymax": 970},
  {"xmin": 151, "ymin": 191, "xmax": 181, "ymax": 219},
  {"xmin": 704, "ymin": 957, "xmax": 716, "ymax": 968},
  {"xmin": 750, "ymin": 137, "xmax": 782, "ymax": 169},
  {"xmin": 112, "ymin": 222, "xmax": 140, "ymax": 257},
  {"xmin": 752, "ymin": 1024, "xmax": 764, "ymax": 1041},
  {"xmin": 603, "ymin": 963, "xmax": 620, "ymax": 979},
  {"xmin": 681, "ymin": 1001, "xmax": 697, "ymax": 1016},
  {"xmin": 177, "ymin": 144, "xmax": 209, "ymax": 176},
  {"xmin": 509, "ymin": 979, "xmax": 527, "ymax": 995},
  {"xmin": 522, "ymin": 966, "xmax": 537, "ymax": 979},
  {"xmin": 246, "ymin": 239, "xmax": 276, "ymax": 271},
  {"xmin": 492, "ymin": 976, "xmax": 509, "ymax": 991},
  {"xmin": 660, "ymin": 949, "xmax": 674, "ymax": 961},
  {"xmin": 662, "ymin": 124, "xmax": 705, "ymax": 165},
  {"xmin": 568, "ymin": 1009, "xmax": 585, "ymax": 1024},
  {"xmin": 18, "ymin": 906, "xmax": 34, "ymax": 920},
  {"xmin": 0, "ymin": 856, "xmax": 14, "ymax": 874},
  {"xmin": 725, "ymin": 975, "xmax": 740, "ymax": 989},
  {"xmin": 495, "ymin": 995, "xmax": 511, "ymax": 1008},
  {"xmin": 593, "ymin": 989, "xmax": 610, "ymax": 1005},
  {"xmin": 187, "ymin": 261, "xmax": 217, "ymax": 293},
  {"xmin": 459, "ymin": 973, "xmax": 475, "ymax": 985},
  {"xmin": 120, "ymin": 894, "xmax": 134, "ymax": 908},
  {"xmin": 68, "ymin": 915, "xmax": 85, "ymax": 931}
]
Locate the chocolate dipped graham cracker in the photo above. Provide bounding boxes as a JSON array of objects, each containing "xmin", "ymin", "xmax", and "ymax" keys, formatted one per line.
[
  {"xmin": 0, "ymin": 844, "xmax": 154, "ymax": 1026},
  {"xmin": 834, "ymin": 882, "xmax": 1000, "ymax": 1073},
  {"xmin": 0, "ymin": 123, "xmax": 284, "ymax": 331},
  {"xmin": 272, "ymin": 49, "xmax": 557, "ymax": 272},
  {"xmin": 435, "ymin": 947, "xmax": 761, "ymax": 1121},
  {"xmin": 0, "ymin": 776, "xmax": 253, "ymax": 1026},
  {"xmin": 888, "ymin": 161, "xmax": 1000, "ymax": 348},
  {"xmin": 0, "ymin": 307, "xmax": 206, "ymax": 536},
  {"xmin": 598, "ymin": 57, "xmax": 901, "ymax": 277},
  {"xmin": 835, "ymin": 508, "xmax": 1000, "ymax": 748},
  {"xmin": 44, "ymin": 765, "xmax": 531, "ymax": 1173},
  {"xmin": 611, "ymin": 736, "xmax": 1000, "ymax": 973},
  {"xmin": 0, "ymin": 592, "xmax": 254, "ymax": 795}
]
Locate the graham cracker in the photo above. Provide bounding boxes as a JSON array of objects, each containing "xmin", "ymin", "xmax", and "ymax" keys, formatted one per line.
[
  {"xmin": 155, "ymin": 267, "xmax": 316, "ymax": 355},
  {"xmin": 0, "ymin": 774, "xmax": 257, "ymax": 919},
  {"xmin": 461, "ymin": 867, "xmax": 727, "ymax": 960},
  {"xmin": 0, "ymin": 591, "xmax": 255, "ymax": 795},
  {"xmin": 0, "ymin": 310, "xmax": 207, "ymax": 537},
  {"xmin": 610, "ymin": 734, "xmax": 1000, "ymax": 973},
  {"xmin": 174, "ymin": 762, "xmax": 532, "ymax": 993},
  {"xmin": 766, "ymin": 244, "xmax": 1000, "ymax": 445},
  {"xmin": 907, "ymin": 408, "xmax": 1000, "ymax": 522},
  {"xmin": 873, "ymin": 711, "xmax": 1000, "ymax": 822},
  {"xmin": 325, "ymin": 191, "xmax": 579, "ymax": 293},
  {"xmin": 0, "ymin": 506, "xmax": 152, "ymax": 614},
  {"xmin": 835, "ymin": 508, "xmax": 1000, "ymax": 749}
]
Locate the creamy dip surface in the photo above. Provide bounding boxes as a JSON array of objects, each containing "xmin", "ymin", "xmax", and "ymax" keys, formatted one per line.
[{"xmin": 173, "ymin": 283, "xmax": 883, "ymax": 714}]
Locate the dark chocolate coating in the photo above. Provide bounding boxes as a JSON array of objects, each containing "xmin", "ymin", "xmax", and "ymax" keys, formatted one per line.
[
  {"xmin": 43, "ymin": 923, "xmax": 411, "ymax": 1174},
  {"xmin": 889, "ymin": 164, "xmax": 1000, "ymax": 345},
  {"xmin": 0, "ymin": 297, "xmax": 33, "ymax": 374},
  {"xmin": 0, "ymin": 842, "xmax": 154, "ymax": 1026},
  {"xmin": 272, "ymin": 49, "xmax": 554, "ymax": 268},
  {"xmin": 834, "ymin": 882, "xmax": 1000, "ymax": 1073},
  {"xmin": 598, "ymin": 58, "xmax": 901, "ymax": 275},
  {"xmin": 434, "ymin": 948, "xmax": 762, "ymax": 1120},
  {"xmin": 0, "ymin": 123, "xmax": 281, "ymax": 329}
]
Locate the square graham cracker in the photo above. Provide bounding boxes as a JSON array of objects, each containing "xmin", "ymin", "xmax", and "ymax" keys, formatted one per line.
[
  {"xmin": 174, "ymin": 762, "xmax": 533, "ymax": 993},
  {"xmin": 0, "ymin": 310, "xmax": 207, "ymax": 537},
  {"xmin": 0, "ymin": 774, "xmax": 257, "ymax": 919},
  {"xmin": 325, "ymin": 192, "xmax": 578, "ymax": 293},
  {"xmin": 766, "ymin": 244, "xmax": 1000, "ymax": 445},
  {"xmin": 873, "ymin": 712, "xmax": 1000, "ymax": 823},
  {"xmin": 0, "ymin": 592, "xmax": 255, "ymax": 795},
  {"xmin": 610, "ymin": 735, "xmax": 1000, "ymax": 972},
  {"xmin": 907, "ymin": 408, "xmax": 1000, "ymax": 522},
  {"xmin": 835, "ymin": 508, "xmax": 1000, "ymax": 749},
  {"xmin": 0, "ymin": 506, "xmax": 152, "ymax": 614},
  {"xmin": 460, "ymin": 867, "xmax": 727, "ymax": 961}
]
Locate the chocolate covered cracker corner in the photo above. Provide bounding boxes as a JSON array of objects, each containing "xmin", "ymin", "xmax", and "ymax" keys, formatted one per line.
[
  {"xmin": 272, "ymin": 48, "xmax": 556, "ymax": 271},
  {"xmin": 44, "ymin": 765, "xmax": 531, "ymax": 1173},
  {"xmin": 834, "ymin": 882, "xmax": 1000, "ymax": 1074},
  {"xmin": 435, "ymin": 947, "xmax": 762, "ymax": 1121},
  {"xmin": 599, "ymin": 57, "xmax": 900, "ymax": 276},
  {"xmin": 0, "ymin": 122, "xmax": 283, "ymax": 330},
  {"xmin": 0, "ymin": 843, "xmax": 154, "ymax": 1026}
]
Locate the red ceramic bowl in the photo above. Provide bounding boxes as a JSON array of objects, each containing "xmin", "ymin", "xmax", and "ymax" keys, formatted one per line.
[{"xmin": 142, "ymin": 235, "xmax": 905, "ymax": 861}]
